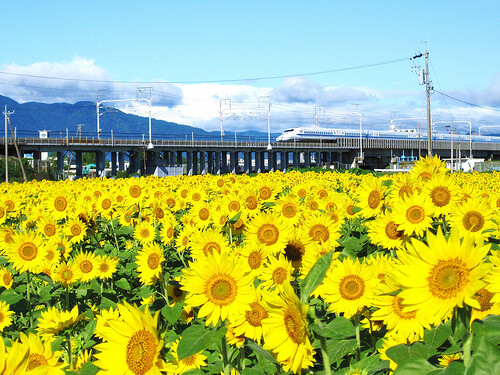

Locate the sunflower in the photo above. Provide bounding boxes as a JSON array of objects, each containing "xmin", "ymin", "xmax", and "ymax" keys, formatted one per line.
[
  {"xmin": 159, "ymin": 214, "xmax": 178, "ymax": 246},
  {"xmin": 371, "ymin": 283, "xmax": 431, "ymax": 341},
  {"xmin": 36, "ymin": 305, "xmax": 81, "ymax": 341},
  {"xmin": 391, "ymin": 192, "xmax": 434, "ymax": 237},
  {"xmin": 240, "ymin": 188, "xmax": 262, "ymax": 217},
  {"xmin": 386, "ymin": 173, "xmax": 421, "ymax": 205},
  {"xmin": 259, "ymin": 253, "xmax": 295, "ymax": 292},
  {"xmin": 470, "ymin": 288, "xmax": 500, "ymax": 324},
  {"xmin": 52, "ymin": 261, "xmax": 81, "ymax": 287},
  {"xmin": 410, "ymin": 154, "xmax": 448, "ymax": 181},
  {"xmin": 44, "ymin": 190, "xmax": 74, "ymax": 220},
  {"xmin": 96, "ymin": 254, "xmax": 118, "ymax": 280},
  {"xmin": 438, "ymin": 353, "xmax": 461, "ymax": 367},
  {"xmin": 5, "ymin": 230, "xmax": 47, "ymax": 274},
  {"xmin": 0, "ymin": 301, "xmax": 14, "ymax": 332},
  {"xmin": 356, "ymin": 175, "xmax": 387, "ymax": 218},
  {"xmin": 261, "ymin": 281, "xmax": 315, "ymax": 374},
  {"xmin": 245, "ymin": 212, "xmax": 294, "ymax": 255},
  {"xmin": 95, "ymin": 306, "xmax": 121, "ymax": 340},
  {"xmin": 20, "ymin": 331, "xmax": 67, "ymax": 374},
  {"xmin": 165, "ymin": 338, "xmax": 207, "ymax": 375},
  {"xmin": 274, "ymin": 194, "xmax": 304, "ymax": 227},
  {"xmin": 136, "ymin": 242, "xmax": 165, "ymax": 286},
  {"xmin": 319, "ymin": 257, "xmax": 378, "ymax": 318},
  {"xmin": 94, "ymin": 301, "xmax": 167, "ymax": 374},
  {"xmin": 281, "ymin": 228, "xmax": 311, "ymax": 273},
  {"xmin": 38, "ymin": 215, "xmax": 61, "ymax": 240},
  {"xmin": 0, "ymin": 266, "xmax": 13, "ymax": 289},
  {"xmin": 167, "ymin": 277, "xmax": 187, "ymax": 305},
  {"xmin": 422, "ymin": 173, "xmax": 461, "ymax": 217},
  {"xmin": 230, "ymin": 288, "xmax": 269, "ymax": 343},
  {"xmin": 449, "ymin": 198, "xmax": 496, "ymax": 241},
  {"xmin": 302, "ymin": 211, "xmax": 341, "ymax": 250},
  {"xmin": 181, "ymin": 250, "xmax": 254, "ymax": 326},
  {"xmin": 63, "ymin": 218, "xmax": 88, "ymax": 244},
  {"xmin": 96, "ymin": 193, "xmax": 115, "ymax": 219},
  {"xmin": 133, "ymin": 220, "xmax": 157, "ymax": 245},
  {"xmin": 366, "ymin": 211, "xmax": 406, "ymax": 250},
  {"xmin": 189, "ymin": 227, "xmax": 232, "ymax": 260},
  {"xmin": 396, "ymin": 229, "xmax": 492, "ymax": 325},
  {"xmin": 188, "ymin": 201, "xmax": 215, "ymax": 229},
  {"xmin": 235, "ymin": 242, "xmax": 268, "ymax": 278},
  {"xmin": 176, "ymin": 225, "xmax": 196, "ymax": 253},
  {"xmin": 73, "ymin": 250, "xmax": 99, "ymax": 283},
  {"xmin": 124, "ymin": 179, "xmax": 145, "ymax": 205}
]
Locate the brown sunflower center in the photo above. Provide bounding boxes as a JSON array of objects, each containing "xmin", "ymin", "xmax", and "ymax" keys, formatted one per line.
[
  {"xmin": 247, "ymin": 251, "xmax": 263, "ymax": 270},
  {"xmin": 229, "ymin": 201, "xmax": 240, "ymax": 212},
  {"xmin": 473, "ymin": 288, "xmax": 494, "ymax": 312},
  {"xmin": 284, "ymin": 240, "xmax": 305, "ymax": 262},
  {"xmin": 166, "ymin": 227, "xmax": 174, "ymax": 239},
  {"xmin": 297, "ymin": 189, "xmax": 307, "ymax": 198},
  {"xmin": 147, "ymin": 253, "xmax": 160, "ymax": 270},
  {"xmin": 428, "ymin": 258, "xmax": 470, "ymax": 299},
  {"xmin": 192, "ymin": 193, "xmax": 201, "ymax": 201},
  {"xmin": 272, "ymin": 267, "xmax": 287, "ymax": 285},
  {"xmin": 27, "ymin": 353, "xmax": 48, "ymax": 370},
  {"xmin": 283, "ymin": 306, "xmax": 306, "ymax": 344},
  {"xmin": 173, "ymin": 285, "xmax": 184, "ymax": 298},
  {"xmin": 198, "ymin": 208, "xmax": 210, "ymax": 221},
  {"xmin": 392, "ymin": 296, "xmax": 417, "ymax": 319},
  {"xmin": 101, "ymin": 198, "xmax": 112, "ymax": 210},
  {"xmin": 385, "ymin": 221, "xmax": 402, "ymax": 240},
  {"xmin": 399, "ymin": 186, "xmax": 413, "ymax": 199},
  {"xmin": 430, "ymin": 186, "xmax": 451, "ymax": 207},
  {"xmin": 309, "ymin": 224, "xmax": 329, "ymax": 242},
  {"xmin": 126, "ymin": 329, "xmax": 156, "ymax": 375},
  {"xmin": 62, "ymin": 269, "xmax": 73, "ymax": 281},
  {"xmin": 282, "ymin": 203, "xmax": 297, "ymax": 218},
  {"xmin": 19, "ymin": 242, "xmax": 37, "ymax": 261},
  {"xmin": 203, "ymin": 242, "xmax": 221, "ymax": 257},
  {"xmin": 3, "ymin": 272, "xmax": 12, "ymax": 286},
  {"xmin": 462, "ymin": 210, "xmax": 485, "ymax": 232},
  {"xmin": 54, "ymin": 196, "xmax": 68, "ymax": 212},
  {"xmin": 257, "ymin": 223, "xmax": 279, "ymax": 246},
  {"xmin": 99, "ymin": 263, "xmax": 109, "ymax": 273},
  {"xmin": 205, "ymin": 274, "xmax": 237, "ymax": 306},
  {"xmin": 166, "ymin": 198, "xmax": 176, "ymax": 208},
  {"xmin": 339, "ymin": 275, "xmax": 365, "ymax": 300},
  {"xmin": 259, "ymin": 187, "xmax": 272, "ymax": 200},
  {"xmin": 140, "ymin": 229, "xmax": 150, "ymax": 239},
  {"xmin": 245, "ymin": 196, "xmax": 258, "ymax": 210},
  {"xmin": 80, "ymin": 260, "xmax": 93, "ymax": 274},
  {"xmin": 129, "ymin": 185, "xmax": 142, "ymax": 198},
  {"xmin": 406, "ymin": 205, "xmax": 425, "ymax": 223},
  {"xmin": 245, "ymin": 301, "xmax": 268, "ymax": 327},
  {"xmin": 368, "ymin": 190, "xmax": 381, "ymax": 209},
  {"xmin": 71, "ymin": 224, "xmax": 82, "ymax": 236},
  {"xmin": 44, "ymin": 224, "xmax": 56, "ymax": 237}
]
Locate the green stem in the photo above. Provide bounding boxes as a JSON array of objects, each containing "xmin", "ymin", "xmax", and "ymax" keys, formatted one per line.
[
  {"xmin": 354, "ymin": 312, "xmax": 361, "ymax": 362},
  {"xmin": 462, "ymin": 330, "xmax": 473, "ymax": 367},
  {"xmin": 109, "ymin": 219, "xmax": 121, "ymax": 252},
  {"xmin": 27, "ymin": 271, "xmax": 32, "ymax": 328},
  {"xmin": 320, "ymin": 336, "xmax": 333, "ymax": 375},
  {"xmin": 221, "ymin": 334, "xmax": 231, "ymax": 374},
  {"xmin": 67, "ymin": 332, "xmax": 72, "ymax": 370},
  {"xmin": 65, "ymin": 286, "xmax": 70, "ymax": 311}
]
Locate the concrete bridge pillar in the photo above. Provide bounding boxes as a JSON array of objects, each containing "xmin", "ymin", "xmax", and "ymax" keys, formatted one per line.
[
  {"xmin": 96, "ymin": 150, "xmax": 105, "ymax": 177},
  {"xmin": 192, "ymin": 151, "xmax": 198, "ymax": 175},
  {"xmin": 200, "ymin": 151, "xmax": 206, "ymax": 174},
  {"xmin": 187, "ymin": 151, "xmax": 193, "ymax": 175},
  {"xmin": 118, "ymin": 152, "xmax": 125, "ymax": 171},
  {"xmin": 244, "ymin": 151, "xmax": 251, "ymax": 174},
  {"xmin": 221, "ymin": 151, "xmax": 227, "ymax": 174},
  {"xmin": 215, "ymin": 151, "xmax": 221, "ymax": 174},
  {"xmin": 111, "ymin": 152, "xmax": 117, "ymax": 176},
  {"xmin": 75, "ymin": 151, "xmax": 83, "ymax": 178},
  {"xmin": 56, "ymin": 152, "xmax": 64, "ymax": 174},
  {"xmin": 304, "ymin": 151, "xmax": 311, "ymax": 168}
]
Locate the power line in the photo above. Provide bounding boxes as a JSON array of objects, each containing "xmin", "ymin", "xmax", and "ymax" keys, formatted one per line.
[
  {"xmin": 0, "ymin": 56, "xmax": 414, "ymax": 85},
  {"xmin": 432, "ymin": 89, "xmax": 500, "ymax": 112}
]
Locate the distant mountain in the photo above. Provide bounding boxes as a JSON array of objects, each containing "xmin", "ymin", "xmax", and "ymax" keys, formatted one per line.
[{"xmin": 0, "ymin": 95, "xmax": 274, "ymax": 142}]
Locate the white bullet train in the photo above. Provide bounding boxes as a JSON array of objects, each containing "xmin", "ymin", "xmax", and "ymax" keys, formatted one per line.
[{"xmin": 275, "ymin": 125, "xmax": 500, "ymax": 144}]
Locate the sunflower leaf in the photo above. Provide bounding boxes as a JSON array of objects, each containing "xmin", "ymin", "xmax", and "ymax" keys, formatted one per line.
[
  {"xmin": 114, "ymin": 277, "xmax": 131, "ymax": 291},
  {"xmin": 300, "ymin": 250, "xmax": 333, "ymax": 304},
  {"xmin": 246, "ymin": 339, "xmax": 278, "ymax": 364},
  {"xmin": 177, "ymin": 324, "xmax": 227, "ymax": 361},
  {"xmin": 311, "ymin": 316, "xmax": 355, "ymax": 339}
]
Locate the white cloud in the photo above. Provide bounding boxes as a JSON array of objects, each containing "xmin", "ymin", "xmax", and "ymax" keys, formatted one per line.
[{"xmin": 1, "ymin": 58, "xmax": 499, "ymax": 134}]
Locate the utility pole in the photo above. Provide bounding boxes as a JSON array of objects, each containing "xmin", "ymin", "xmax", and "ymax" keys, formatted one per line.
[
  {"xmin": 425, "ymin": 50, "xmax": 432, "ymax": 156},
  {"xmin": 412, "ymin": 49, "xmax": 432, "ymax": 156},
  {"xmin": 3, "ymin": 105, "xmax": 14, "ymax": 183}
]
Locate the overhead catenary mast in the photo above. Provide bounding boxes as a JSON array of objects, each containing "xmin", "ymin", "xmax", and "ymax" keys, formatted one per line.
[{"xmin": 412, "ymin": 49, "xmax": 432, "ymax": 156}]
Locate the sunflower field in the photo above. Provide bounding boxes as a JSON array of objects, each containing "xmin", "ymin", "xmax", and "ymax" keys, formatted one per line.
[{"xmin": 1, "ymin": 155, "xmax": 500, "ymax": 374}]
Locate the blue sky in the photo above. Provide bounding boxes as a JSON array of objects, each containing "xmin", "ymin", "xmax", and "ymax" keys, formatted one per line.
[{"xmin": 1, "ymin": 1, "xmax": 499, "ymax": 134}]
